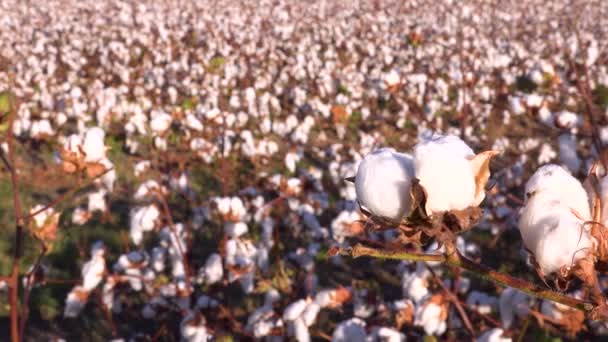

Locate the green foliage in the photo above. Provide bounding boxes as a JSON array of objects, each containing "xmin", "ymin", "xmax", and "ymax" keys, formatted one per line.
[
  {"xmin": 593, "ymin": 84, "xmax": 608, "ymax": 108},
  {"xmin": 515, "ymin": 75, "xmax": 537, "ymax": 94},
  {"xmin": 0, "ymin": 90, "xmax": 14, "ymax": 115},
  {"xmin": 208, "ymin": 56, "xmax": 226, "ymax": 73}
]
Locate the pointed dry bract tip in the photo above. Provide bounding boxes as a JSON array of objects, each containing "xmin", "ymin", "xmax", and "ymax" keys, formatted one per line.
[{"xmin": 469, "ymin": 150, "xmax": 501, "ymax": 206}]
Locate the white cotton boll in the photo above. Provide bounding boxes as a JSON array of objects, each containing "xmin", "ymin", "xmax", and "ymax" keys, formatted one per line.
[
  {"xmin": 528, "ymin": 205, "xmax": 591, "ymax": 274},
  {"xmin": 72, "ymin": 207, "xmax": 90, "ymax": 225},
  {"xmin": 82, "ymin": 127, "xmax": 107, "ymax": 162},
  {"xmin": 476, "ymin": 328, "xmax": 511, "ymax": 342},
  {"xmin": 150, "ymin": 110, "xmax": 172, "ymax": 134},
  {"xmin": 87, "ymin": 188, "xmax": 107, "ymax": 213},
  {"xmin": 64, "ymin": 286, "xmax": 89, "ymax": 318},
  {"xmin": 414, "ymin": 299, "xmax": 447, "ymax": 336},
  {"xmin": 151, "ymin": 247, "xmax": 166, "ymax": 273},
  {"xmin": 555, "ymin": 111, "xmax": 581, "ymax": 129},
  {"xmin": 225, "ymin": 222, "xmax": 248, "ymax": 238},
  {"xmin": 283, "ymin": 299, "xmax": 309, "ymax": 321},
  {"xmin": 499, "ymin": 288, "xmax": 531, "ymax": 329},
  {"xmin": 508, "ymin": 97, "xmax": 526, "ymax": 115},
  {"xmin": 402, "ymin": 267, "xmax": 430, "ymax": 304},
  {"xmin": 97, "ymin": 158, "xmax": 116, "ymax": 191},
  {"xmin": 129, "ymin": 205, "xmax": 160, "ymax": 245},
  {"xmin": 293, "ymin": 317, "xmax": 310, "ymax": 342},
  {"xmin": 368, "ymin": 327, "xmax": 406, "ymax": 342},
  {"xmin": 134, "ymin": 160, "xmax": 151, "ymax": 177},
  {"xmin": 134, "ymin": 180, "xmax": 163, "ymax": 201},
  {"xmin": 414, "ymin": 135, "xmax": 476, "ymax": 214},
  {"xmin": 285, "ymin": 151, "xmax": 300, "ymax": 173},
  {"xmin": 203, "ymin": 253, "xmax": 223, "ymax": 285},
  {"xmin": 355, "ymin": 148, "xmax": 414, "ymax": 221},
  {"xmin": 524, "ymin": 94, "xmax": 543, "ymax": 108},
  {"xmin": 524, "ymin": 164, "xmax": 591, "ymax": 220},
  {"xmin": 81, "ymin": 245, "xmax": 105, "ymax": 292},
  {"xmin": 180, "ymin": 312, "xmax": 209, "ymax": 342},
  {"xmin": 154, "ymin": 136, "xmax": 167, "ymax": 151},
  {"xmin": 185, "ymin": 114, "xmax": 204, "ymax": 131},
  {"xmin": 301, "ymin": 302, "xmax": 321, "ymax": 327},
  {"xmin": 558, "ymin": 134, "xmax": 581, "ymax": 174},
  {"xmin": 332, "ymin": 318, "xmax": 367, "ymax": 342}
]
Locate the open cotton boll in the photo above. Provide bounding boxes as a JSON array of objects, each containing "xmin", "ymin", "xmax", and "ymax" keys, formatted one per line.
[
  {"xmin": 533, "ymin": 207, "xmax": 592, "ymax": 274},
  {"xmin": 354, "ymin": 148, "xmax": 414, "ymax": 221},
  {"xmin": 332, "ymin": 318, "xmax": 367, "ymax": 342},
  {"xmin": 524, "ymin": 164, "xmax": 591, "ymax": 220},
  {"xmin": 414, "ymin": 135, "xmax": 475, "ymax": 213},
  {"xmin": 476, "ymin": 328, "xmax": 511, "ymax": 342},
  {"xmin": 64, "ymin": 286, "xmax": 89, "ymax": 318},
  {"xmin": 414, "ymin": 295, "xmax": 448, "ymax": 336},
  {"xmin": 499, "ymin": 288, "xmax": 531, "ymax": 329},
  {"xmin": 519, "ymin": 196, "xmax": 592, "ymax": 274},
  {"xmin": 81, "ymin": 242, "xmax": 106, "ymax": 292},
  {"xmin": 82, "ymin": 127, "xmax": 107, "ymax": 163}
]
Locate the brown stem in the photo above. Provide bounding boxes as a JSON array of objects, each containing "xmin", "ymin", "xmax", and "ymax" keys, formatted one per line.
[{"xmin": 339, "ymin": 244, "xmax": 597, "ymax": 316}]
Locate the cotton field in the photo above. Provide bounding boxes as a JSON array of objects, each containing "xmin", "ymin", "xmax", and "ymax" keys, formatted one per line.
[{"xmin": 1, "ymin": 0, "xmax": 608, "ymax": 340}]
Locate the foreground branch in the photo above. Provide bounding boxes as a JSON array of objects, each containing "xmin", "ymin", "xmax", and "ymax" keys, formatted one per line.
[{"xmin": 337, "ymin": 244, "xmax": 599, "ymax": 317}]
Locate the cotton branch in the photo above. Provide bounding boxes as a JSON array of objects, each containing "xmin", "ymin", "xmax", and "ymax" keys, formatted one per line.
[{"xmin": 335, "ymin": 243, "xmax": 605, "ymax": 319}]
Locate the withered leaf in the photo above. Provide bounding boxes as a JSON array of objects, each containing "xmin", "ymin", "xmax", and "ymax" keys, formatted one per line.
[
  {"xmin": 331, "ymin": 105, "xmax": 348, "ymax": 123},
  {"xmin": 85, "ymin": 162, "xmax": 107, "ymax": 179}
]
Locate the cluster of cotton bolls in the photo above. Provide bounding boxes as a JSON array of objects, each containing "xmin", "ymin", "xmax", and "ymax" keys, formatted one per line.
[{"xmin": 2, "ymin": 0, "xmax": 608, "ymax": 340}]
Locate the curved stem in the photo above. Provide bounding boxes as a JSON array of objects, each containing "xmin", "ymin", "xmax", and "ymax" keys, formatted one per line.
[{"xmin": 339, "ymin": 244, "xmax": 595, "ymax": 314}]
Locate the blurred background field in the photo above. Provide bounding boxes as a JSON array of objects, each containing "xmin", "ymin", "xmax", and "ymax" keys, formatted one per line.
[{"xmin": 0, "ymin": 0, "xmax": 607, "ymax": 340}]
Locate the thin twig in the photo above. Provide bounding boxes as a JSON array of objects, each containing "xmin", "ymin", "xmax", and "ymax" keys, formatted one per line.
[
  {"xmin": 427, "ymin": 266, "xmax": 475, "ymax": 336},
  {"xmin": 338, "ymin": 244, "xmax": 597, "ymax": 316}
]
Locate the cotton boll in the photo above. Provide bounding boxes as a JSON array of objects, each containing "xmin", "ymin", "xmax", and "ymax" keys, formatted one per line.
[
  {"xmin": 82, "ymin": 127, "xmax": 107, "ymax": 162},
  {"xmin": 202, "ymin": 253, "xmax": 223, "ymax": 285},
  {"xmin": 293, "ymin": 317, "xmax": 310, "ymax": 342},
  {"xmin": 180, "ymin": 312, "xmax": 210, "ymax": 342},
  {"xmin": 283, "ymin": 299, "xmax": 309, "ymax": 321},
  {"xmin": 368, "ymin": 327, "xmax": 406, "ymax": 342},
  {"xmin": 332, "ymin": 318, "xmax": 367, "ymax": 342},
  {"xmin": 130, "ymin": 205, "xmax": 160, "ymax": 245},
  {"xmin": 81, "ymin": 244, "xmax": 106, "ymax": 292},
  {"xmin": 476, "ymin": 328, "xmax": 511, "ymax": 342},
  {"xmin": 355, "ymin": 148, "xmax": 414, "ymax": 221},
  {"xmin": 414, "ymin": 135, "xmax": 476, "ymax": 214},
  {"xmin": 224, "ymin": 221, "xmax": 248, "ymax": 238},
  {"xmin": 414, "ymin": 296, "xmax": 448, "ymax": 336},
  {"xmin": 499, "ymin": 288, "xmax": 531, "ymax": 329},
  {"xmin": 402, "ymin": 266, "xmax": 430, "ymax": 304},
  {"xmin": 524, "ymin": 164, "xmax": 591, "ymax": 220},
  {"xmin": 533, "ymin": 206, "xmax": 591, "ymax": 274},
  {"xmin": 301, "ymin": 302, "xmax": 321, "ymax": 327},
  {"xmin": 64, "ymin": 286, "xmax": 89, "ymax": 318}
]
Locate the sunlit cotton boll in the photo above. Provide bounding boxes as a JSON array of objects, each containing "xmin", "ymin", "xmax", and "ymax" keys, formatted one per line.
[
  {"xmin": 332, "ymin": 317, "xmax": 367, "ymax": 342},
  {"xmin": 519, "ymin": 165, "xmax": 593, "ymax": 274},
  {"xmin": 354, "ymin": 148, "xmax": 415, "ymax": 222},
  {"xmin": 82, "ymin": 127, "xmax": 108, "ymax": 163},
  {"xmin": 414, "ymin": 134, "xmax": 476, "ymax": 214},
  {"xmin": 476, "ymin": 328, "xmax": 511, "ymax": 342}
]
